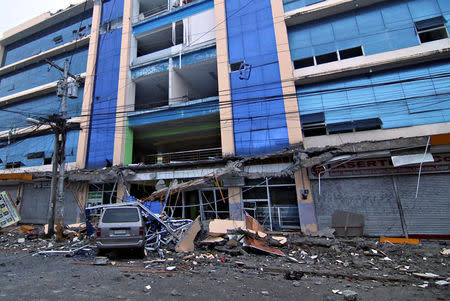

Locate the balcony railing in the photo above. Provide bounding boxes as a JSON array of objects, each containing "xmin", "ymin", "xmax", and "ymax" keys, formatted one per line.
[{"xmin": 144, "ymin": 147, "xmax": 222, "ymax": 164}]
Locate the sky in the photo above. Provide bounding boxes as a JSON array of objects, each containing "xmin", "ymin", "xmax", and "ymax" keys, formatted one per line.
[{"xmin": 0, "ymin": 0, "xmax": 85, "ymax": 37}]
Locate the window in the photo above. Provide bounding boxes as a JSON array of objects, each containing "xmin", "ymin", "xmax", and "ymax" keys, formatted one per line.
[
  {"xmin": 293, "ymin": 46, "xmax": 364, "ymax": 69},
  {"xmin": 300, "ymin": 116, "xmax": 382, "ymax": 137},
  {"xmin": 230, "ymin": 61, "xmax": 245, "ymax": 72},
  {"xmin": 327, "ymin": 121, "xmax": 354, "ymax": 134},
  {"xmin": 301, "ymin": 112, "xmax": 327, "ymax": 137},
  {"xmin": 327, "ymin": 118, "xmax": 382, "ymax": 134},
  {"xmin": 101, "ymin": 208, "xmax": 140, "ymax": 223},
  {"xmin": 5, "ymin": 162, "xmax": 23, "ymax": 169},
  {"xmin": 354, "ymin": 118, "xmax": 382, "ymax": 131},
  {"xmin": 53, "ymin": 35, "xmax": 63, "ymax": 44},
  {"xmin": 294, "ymin": 57, "xmax": 314, "ymax": 69},
  {"xmin": 339, "ymin": 46, "xmax": 363, "ymax": 60},
  {"xmin": 26, "ymin": 152, "xmax": 44, "ymax": 159},
  {"xmin": 316, "ymin": 52, "xmax": 338, "ymax": 64},
  {"xmin": 415, "ymin": 16, "xmax": 448, "ymax": 43}
]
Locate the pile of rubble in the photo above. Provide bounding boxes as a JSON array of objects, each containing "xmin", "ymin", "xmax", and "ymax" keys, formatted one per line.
[
  {"xmin": 177, "ymin": 215, "xmax": 289, "ymax": 257},
  {"xmin": 0, "ymin": 223, "xmax": 93, "ymax": 256},
  {"xmin": 1, "ymin": 213, "xmax": 449, "ymax": 292}
]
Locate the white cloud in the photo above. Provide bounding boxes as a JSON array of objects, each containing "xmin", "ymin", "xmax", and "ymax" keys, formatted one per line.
[{"xmin": 0, "ymin": 0, "xmax": 85, "ymax": 37}]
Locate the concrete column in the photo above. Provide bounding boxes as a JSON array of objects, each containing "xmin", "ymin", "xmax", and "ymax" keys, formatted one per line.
[
  {"xmin": 113, "ymin": 0, "xmax": 134, "ymax": 166},
  {"xmin": 132, "ymin": 0, "xmax": 140, "ymax": 19},
  {"xmin": 270, "ymin": 0, "xmax": 303, "ymax": 145},
  {"xmin": 76, "ymin": 0, "xmax": 102, "ymax": 169},
  {"xmin": 294, "ymin": 169, "xmax": 318, "ymax": 234},
  {"xmin": 271, "ymin": 0, "xmax": 317, "ymax": 233},
  {"xmin": 214, "ymin": 0, "xmax": 235, "ymax": 156},
  {"xmin": 116, "ymin": 182, "xmax": 129, "ymax": 203},
  {"xmin": 228, "ymin": 187, "xmax": 243, "ymax": 220},
  {"xmin": 169, "ymin": 65, "xmax": 191, "ymax": 105},
  {"xmin": 0, "ymin": 45, "xmax": 5, "ymax": 67}
]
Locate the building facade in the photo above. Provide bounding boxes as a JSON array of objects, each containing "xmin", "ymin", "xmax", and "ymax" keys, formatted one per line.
[{"xmin": 0, "ymin": 0, "xmax": 449, "ymax": 236}]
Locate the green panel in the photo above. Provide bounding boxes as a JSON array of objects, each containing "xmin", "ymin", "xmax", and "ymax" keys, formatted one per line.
[{"xmin": 124, "ymin": 119, "xmax": 134, "ymax": 166}]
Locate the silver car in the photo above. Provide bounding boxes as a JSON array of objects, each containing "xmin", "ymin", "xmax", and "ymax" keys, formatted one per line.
[{"xmin": 96, "ymin": 206, "xmax": 146, "ymax": 257}]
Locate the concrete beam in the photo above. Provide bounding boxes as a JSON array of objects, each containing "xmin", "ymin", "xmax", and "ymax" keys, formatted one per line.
[
  {"xmin": 303, "ymin": 122, "xmax": 450, "ymax": 149},
  {"xmin": 0, "ymin": 162, "xmax": 78, "ymax": 175},
  {"xmin": 0, "ymin": 1, "xmax": 94, "ymax": 46},
  {"xmin": 0, "ymin": 36, "xmax": 90, "ymax": 76},
  {"xmin": 285, "ymin": 0, "xmax": 388, "ymax": 26},
  {"xmin": 214, "ymin": 0, "xmax": 235, "ymax": 156},
  {"xmin": 294, "ymin": 39, "xmax": 450, "ymax": 85},
  {"xmin": 76, "ymin": 0, "xmax": 102, "ymax": 170}
]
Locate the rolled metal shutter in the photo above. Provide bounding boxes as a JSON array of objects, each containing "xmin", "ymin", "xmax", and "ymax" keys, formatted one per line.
[
  {"xmin": 396, "ymin": 174, "xmax": 450, "ymax": 235},
  {"xmin": 20, "ymin": 184, "xmax": 79, "ymax": 224},
  {"xmin": 311, "ymin": 177, "xmax": 404, "ymax": 237}
]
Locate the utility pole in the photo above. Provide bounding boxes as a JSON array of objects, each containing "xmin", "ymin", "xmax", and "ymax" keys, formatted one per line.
[{"xmin": 44, "ymin": 58, "xmax": 78, "ymax": 238}]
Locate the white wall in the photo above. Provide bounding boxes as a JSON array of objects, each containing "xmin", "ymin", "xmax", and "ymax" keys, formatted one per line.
[{"xmin": 184, "ymin": 9, "xmax": 215, "ymax": 46}]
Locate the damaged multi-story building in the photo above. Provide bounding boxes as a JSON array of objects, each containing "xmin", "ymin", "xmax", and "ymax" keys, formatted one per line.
[{"xmin": 0, "ymin": 0, "xmax": 449, "ymax": 237}]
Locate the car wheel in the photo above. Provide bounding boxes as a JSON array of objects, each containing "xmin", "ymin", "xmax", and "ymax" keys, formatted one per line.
[
  {"xmin": 97, "ymin": 248, "xmax": 107, "ymax": 256},
  {"xmin": 136, "ymin": 247, "xmax": 146, "ymax": 259}
]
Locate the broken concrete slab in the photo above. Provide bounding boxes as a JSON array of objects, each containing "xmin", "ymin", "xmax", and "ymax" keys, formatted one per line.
[
  {"xmin": 200, "ymin": 236, "xmax": 226, "ymax": 246},
  {"xmin": 440, "ymin": 248, "xmax": 449, "ymax": 255},
  {"xmin": 207, "ymin": 219, "xmax": 245, "ymax": 236},
  {"xmin": 309, "ymin": 227, "xmax": 335, "ymax": 239},
  {"xmin": 175, "ymin": 216, "xmax": 201, "ymax": 253},
  {"xmin": 243, "ymin": 237, "xmax": 285, "ymax": 257}
]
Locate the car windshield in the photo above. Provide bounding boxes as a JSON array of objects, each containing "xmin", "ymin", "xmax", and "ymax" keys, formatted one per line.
[{"xmin": 102, "ymin": 208, "xmax": 140, "ymax": 223}]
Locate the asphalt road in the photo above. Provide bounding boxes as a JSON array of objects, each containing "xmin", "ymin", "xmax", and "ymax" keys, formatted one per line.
[{"xmin": 0, "ymin": 248, "xmax": 448, "ymax": 301}]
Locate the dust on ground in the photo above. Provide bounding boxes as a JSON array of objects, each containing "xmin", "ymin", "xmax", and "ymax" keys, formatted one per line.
[{"xmin": 0, "ymin": 225, "xmax": 449, "ymax": 301}]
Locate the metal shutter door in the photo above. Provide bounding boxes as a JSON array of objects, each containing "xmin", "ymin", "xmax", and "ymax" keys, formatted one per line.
[
  {"xmin": 396, "ymin": 174, "xmax": 450, "ymax": 235},
  {"xmin": 311, "ymin": 177, "xmax": 404, "ymax": 236}
]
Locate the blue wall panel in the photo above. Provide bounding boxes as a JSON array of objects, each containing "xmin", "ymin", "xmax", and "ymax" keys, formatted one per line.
[
  {"xmin": 128, "ymin": 97, "xmax": 219, "ymax": 127},
  {"xmin": 86, "ymin": 0, "xmax": 124, "ymax": 169},
  {"xmin": 131, "ymin": 46, "xmax": 217, "ymax": 80},
  {"xmin": 226, "ymin": 0, "xmax": 289, "ymax": 156},
  {"xmin": 2, "ymin": 10, "xmax": 92, "ymax": 66},
  {"xmin": 0, "ymin": 87, "xmax": 84, "ymax": 131},
  {"xmin": 0, "ymin": 130, "xmax": 79, "ymax": 169},
  {"xmin": 0, "ymin": 47, "xmax": 88, "ymax": 98},
  {"xmin": 288, "ymin": 0, "xmax": 450, "ymax": 61},
  {"xmin": 297, "ymin": 60, "xmax": 450, "ymax": 130}
]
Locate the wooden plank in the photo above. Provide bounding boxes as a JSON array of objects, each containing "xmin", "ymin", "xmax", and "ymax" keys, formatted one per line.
[{"xmin": 380, "ymin": 237, "xmax": 420, "ymax": 244}]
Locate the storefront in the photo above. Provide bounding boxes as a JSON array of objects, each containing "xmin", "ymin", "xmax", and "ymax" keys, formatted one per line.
[{"xmin": 309, "ymin": 153, "xmax": 450, "ymax": 236}]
